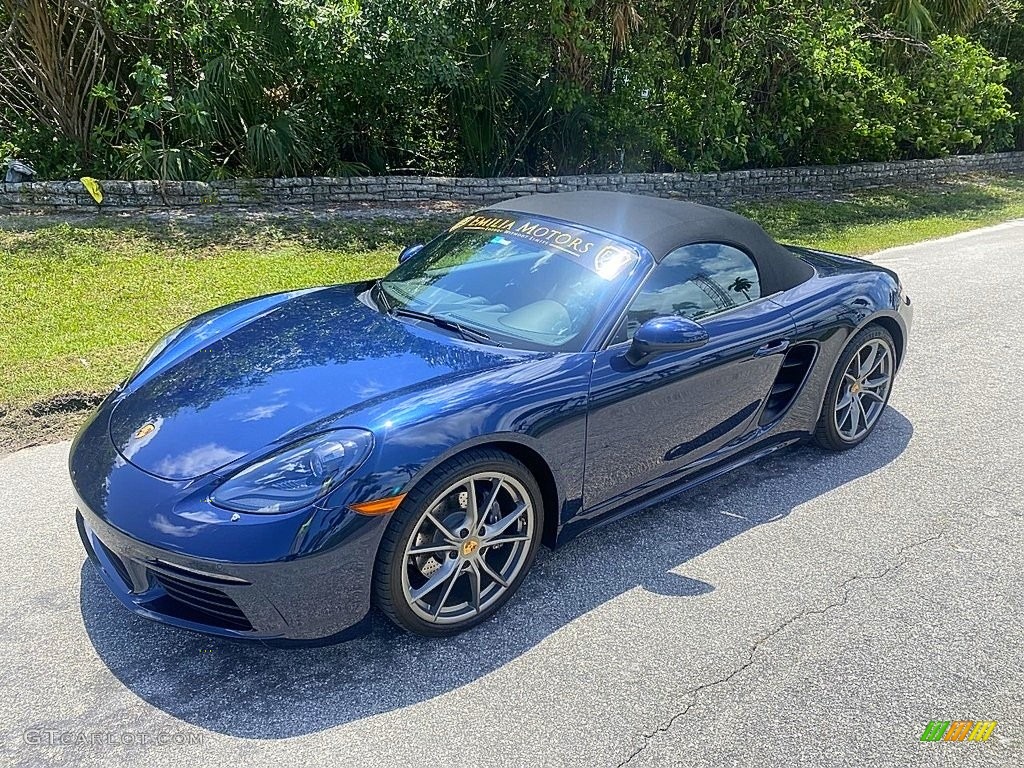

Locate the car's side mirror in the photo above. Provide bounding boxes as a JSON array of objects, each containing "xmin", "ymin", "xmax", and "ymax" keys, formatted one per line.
[
  {"xmin": 398, "ymin": 243, "xmax": 424, "ymax": 264},
  {"xmin": 625, "ymin": 316, "xmax": 709, "ymax": 366}
]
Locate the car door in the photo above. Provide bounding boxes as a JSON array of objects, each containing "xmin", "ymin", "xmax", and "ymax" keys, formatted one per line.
[{"xmin": 582, "ymin": 242, "xmax": 796, "ymax": 516}]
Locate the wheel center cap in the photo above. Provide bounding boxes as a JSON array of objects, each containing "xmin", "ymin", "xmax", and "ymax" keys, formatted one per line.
[
  {"xmin": 461, "ymin": 539, "xmax": 480, "ymax": 557},
  {"xmin": 851, "ymin": 381, "xmax": 861, "ymax": 394}
]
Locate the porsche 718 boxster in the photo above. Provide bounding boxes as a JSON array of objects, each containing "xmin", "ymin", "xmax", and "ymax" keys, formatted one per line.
[{"xmin": 70, "ymin": 192, "xmax": 912, "ymax": 641}]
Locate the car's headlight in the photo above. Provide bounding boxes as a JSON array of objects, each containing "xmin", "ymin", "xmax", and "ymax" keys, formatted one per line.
[
  {"xmin": 131, "ymin": 321, "xmax": 190, "ymax": 379},
  {"xmin": 210, "ymin": 429, "xmax": 374, "ymax": 514}
]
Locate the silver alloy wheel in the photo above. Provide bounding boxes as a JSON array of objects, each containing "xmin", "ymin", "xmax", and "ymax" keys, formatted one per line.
[
  {"xmin": 400, "ymin": 471, "xmax": 535, "ymax": 625},
  {"xmin": 834, "ymin": 338, "xmax": 894, "ymax": 442}
]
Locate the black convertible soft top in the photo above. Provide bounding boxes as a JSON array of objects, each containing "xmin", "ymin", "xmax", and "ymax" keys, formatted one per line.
[{"xmin": 488, "ymin": 191, "xmax": 813, "ymax": 295}]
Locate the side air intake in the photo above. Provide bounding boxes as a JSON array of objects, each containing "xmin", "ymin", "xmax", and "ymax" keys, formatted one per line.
[{"xmin": 758, "ymin": 343, "xmax": 817, "ymax": 426}]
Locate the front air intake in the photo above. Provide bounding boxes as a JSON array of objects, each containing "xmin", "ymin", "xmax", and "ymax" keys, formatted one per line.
[{"xmin": 150, "ymin": 570, "xmax": 253, "ymax": 631}]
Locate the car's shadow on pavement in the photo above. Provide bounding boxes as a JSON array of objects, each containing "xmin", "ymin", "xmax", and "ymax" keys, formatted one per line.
[{"xmin": 80, "ymin": 409, "xmax": 912, "ymax": 738}]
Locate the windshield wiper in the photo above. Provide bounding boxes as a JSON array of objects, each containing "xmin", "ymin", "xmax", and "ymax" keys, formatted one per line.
[
  {"xmin": 373, "ymin": 279, "xmax": 393, "ymax": 314},
  {"xmin": 375, "ymin": 280, "xmax": 499, "ymax": 346},
  {"xmin": 392, "ymin": 307, "xmax": 500, "ymax": 347}
]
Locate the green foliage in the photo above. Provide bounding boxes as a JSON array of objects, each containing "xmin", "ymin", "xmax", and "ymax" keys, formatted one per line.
[
  {"xmin": 0, "ymin": 113, "xmax": 83, "ymax": 178},
  {"xmin": 606, "ymin": 4, "xmax": 1016, "ymax": 170},
  {"xmin": 0, "ymin": 0, "xmax": 1020, "ymax": 179},
  {"xmin": 737, "ymin": 7, "xmax": 906, "ymax": 166},
  {"xmin": 975, "ymin": 1, "xmax": 1024, "ymax": 147},
  {"xmin": 900, "ymin": 35, "xmax": 1016, "ymax": 155},
  {"xmin": 101, "ymin": 3, "xmax": 321, "ymax": 178}
]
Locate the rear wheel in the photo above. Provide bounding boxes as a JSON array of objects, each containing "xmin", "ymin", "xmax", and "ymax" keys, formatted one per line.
[
  {"xmin": 814, "ymin": 326, "xmax": 896, "ymax": 451},
  {"xmin": 373, "ymin": 449, "xmax": 544, "ymax": 637}
]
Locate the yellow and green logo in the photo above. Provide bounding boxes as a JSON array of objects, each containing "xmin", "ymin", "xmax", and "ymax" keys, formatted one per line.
[{"xmin": 920, "ymin": 720, "xmax": 997, "ymax": 742}]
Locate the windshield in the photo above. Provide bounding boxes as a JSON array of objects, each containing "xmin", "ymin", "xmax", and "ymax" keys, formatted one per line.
[{"xmin": 380, "ymin": 212, "xmax": 641, "ymax": 351}]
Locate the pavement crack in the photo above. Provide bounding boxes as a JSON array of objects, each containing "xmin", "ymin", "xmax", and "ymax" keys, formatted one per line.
[{"xmin": 613, "ymin": 530, "xmax": 948, "ymax": 767}]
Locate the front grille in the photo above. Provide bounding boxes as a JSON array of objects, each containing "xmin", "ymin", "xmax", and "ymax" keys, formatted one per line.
[{"xmin": 151, "ymin": 570, "xmax": 253, "ymax": 631}]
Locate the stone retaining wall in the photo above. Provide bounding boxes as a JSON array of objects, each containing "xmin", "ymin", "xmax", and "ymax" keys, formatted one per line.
[{"xmin": 3, "ymin": 151, "xmax": 1023, "ymax": 212}]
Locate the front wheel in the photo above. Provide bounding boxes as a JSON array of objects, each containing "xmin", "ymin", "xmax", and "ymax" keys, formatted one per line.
[
  {"xmin": 814, "ymin": 326, "xmax": 896, "ymax": 451},
  {"xmin": 373, "ymin": 449, "xmax": 544, "ymax": 637}
]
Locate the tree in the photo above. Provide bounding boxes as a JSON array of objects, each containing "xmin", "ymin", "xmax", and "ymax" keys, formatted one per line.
[
  {"xmin": 885, "ymin": 0, "xmax": 992, "ymax": 38},
  {"xmin": 728, "ymin": 276, "xmax": 753, "ymax": 301},
  {"xmin": 0, "ymin": 0, "xmax": 117, "ymax": 163}
]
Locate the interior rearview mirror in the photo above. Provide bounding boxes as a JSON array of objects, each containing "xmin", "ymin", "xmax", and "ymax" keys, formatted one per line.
[
  {"xmin": 398, "ymin": 243, "xmax": 424, "ymax": 264},
  {"xmin": 625, "ymin": 315, "xmax": 709, "ymax": 366}
]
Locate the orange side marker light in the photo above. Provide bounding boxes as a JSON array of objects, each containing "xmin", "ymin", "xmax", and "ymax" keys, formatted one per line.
[{"xmin": 350, "ymin": 493, "xmax": 406, "ymax": 516}]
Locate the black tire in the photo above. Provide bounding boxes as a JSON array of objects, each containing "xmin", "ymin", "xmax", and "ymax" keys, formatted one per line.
[
  {"xmin": 373, "ymin": 448, "xmax": 545, "ymax": 637},
  {"xmin": 814, "ymin": 325, "xmax": 897, "ymax": 451}
]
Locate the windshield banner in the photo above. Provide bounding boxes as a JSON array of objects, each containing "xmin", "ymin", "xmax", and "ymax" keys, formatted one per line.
[{"xmin": 449, "ymin": 213, "xmax": 639, "ymax": 279}]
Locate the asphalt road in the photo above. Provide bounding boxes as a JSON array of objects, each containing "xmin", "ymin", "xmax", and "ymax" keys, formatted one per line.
[{"xmin": 2, "ymin": 222, "xmax": 1022, "ymax": 768}]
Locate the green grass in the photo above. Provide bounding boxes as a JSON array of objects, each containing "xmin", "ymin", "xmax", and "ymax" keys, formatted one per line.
[
  {"xmin": 737, "ymin": 174, "xmax": 1024, "ymax": 252},
  {"xmin": 2, "ymin": 174, "xmax": 1023, "ymax": 409}
]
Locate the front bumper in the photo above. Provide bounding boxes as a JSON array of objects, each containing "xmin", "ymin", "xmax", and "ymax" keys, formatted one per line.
[
  {"xmin": 76, "ymin": 503, "xmax": 376, "ymax": 642},
  {"xmin": 69, "ymin": 391, "xmax": 394, "ymax": 642}
]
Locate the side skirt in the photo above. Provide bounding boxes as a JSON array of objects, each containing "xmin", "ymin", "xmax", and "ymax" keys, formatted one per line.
[{"xmin": 555, "ymin": 434, "xmax": 806, "ymax": 546}]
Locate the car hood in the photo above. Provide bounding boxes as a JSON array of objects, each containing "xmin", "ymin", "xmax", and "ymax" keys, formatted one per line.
[{"xmin": 109, "ymin": 284, "xmax": 521, "ymax": 480}]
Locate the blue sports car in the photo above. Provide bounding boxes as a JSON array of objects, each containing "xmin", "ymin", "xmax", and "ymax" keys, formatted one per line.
[{"xmin": 70, "ymin": 192, "xmax": 912, "ymax": 641}]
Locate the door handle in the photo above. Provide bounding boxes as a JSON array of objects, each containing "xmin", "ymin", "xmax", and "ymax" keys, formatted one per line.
[{"xmin": 754, "ymin": 339, "xmax": 790, "ymax": 357}]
